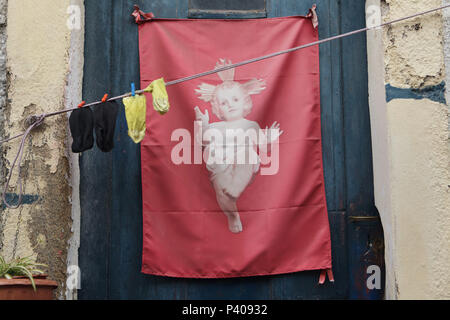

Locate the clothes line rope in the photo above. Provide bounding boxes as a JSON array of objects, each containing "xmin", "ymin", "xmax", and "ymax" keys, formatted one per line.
[
  {"xmin": 1, "ymin": 115, "xmax": 46, "ymax": 208},
  {"xmin": 1, "ymin": 3, "xmax": 449, "ymax": 145},
  {"xmin": 0, "ymin": 4, "xmax": 449, "ymax": 209}
]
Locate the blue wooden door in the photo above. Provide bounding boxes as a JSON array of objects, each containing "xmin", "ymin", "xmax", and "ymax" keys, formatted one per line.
[{"xmin": 79, "ymin": 0, "xmax": 384, "ymax": 299}]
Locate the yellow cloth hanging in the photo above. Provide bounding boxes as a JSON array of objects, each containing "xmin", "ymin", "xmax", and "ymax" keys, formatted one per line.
[
  {"xmin": 144, "ymin": 78, "xmax": 170, "ymax": 115},
  {"xmin": 123, "ymin": 94, "xmax": 147, "ymax": 143}
]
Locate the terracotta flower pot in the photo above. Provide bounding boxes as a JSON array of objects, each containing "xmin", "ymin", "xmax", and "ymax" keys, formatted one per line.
[{"xmin": 0, "ymin": 275, "xmax": 58, "ymax": 300}]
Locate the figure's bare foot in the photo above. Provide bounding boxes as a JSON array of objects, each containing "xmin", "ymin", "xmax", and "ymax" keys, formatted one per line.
[{"xmin": 227, "ymin": 213, "xmax": 243, "ymax": 233}]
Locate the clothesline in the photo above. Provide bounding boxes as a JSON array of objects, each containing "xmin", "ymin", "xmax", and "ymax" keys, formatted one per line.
[
  {"xmin": 0, "ymin": 4, "xmax": 449, "ymax": 209},
  {"xmin": 1, "ymin": 3, "xmax": 449, "ymax": 145}
]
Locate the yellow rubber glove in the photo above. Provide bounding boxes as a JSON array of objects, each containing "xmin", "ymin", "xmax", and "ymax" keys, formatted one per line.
[
  {"xmin": 144, "ymin": 78, "xmax": 170, "ymax": 115},
  {"xmin": 122, "ymin": 94, "xmax": 147, "ymax": 143}
]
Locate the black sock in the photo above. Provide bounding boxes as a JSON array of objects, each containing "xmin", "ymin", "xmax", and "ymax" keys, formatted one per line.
[
  {"xmin": 93, "ymin": 101, "xmax": 119, "ymax": 152},
  {"xmin": 69, "ymin": 107, "xmax": 94, "ymax": 153}
]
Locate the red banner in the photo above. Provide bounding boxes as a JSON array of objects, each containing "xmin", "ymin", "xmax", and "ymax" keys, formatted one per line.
[{"xmin": 138, "ymin": 15, "xmax": 332, "ymax": 278}]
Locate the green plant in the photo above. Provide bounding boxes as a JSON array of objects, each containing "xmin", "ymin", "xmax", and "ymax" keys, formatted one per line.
[{"xmin": 0, "ymin": 256, "xmax": 46, "ymax": 291}]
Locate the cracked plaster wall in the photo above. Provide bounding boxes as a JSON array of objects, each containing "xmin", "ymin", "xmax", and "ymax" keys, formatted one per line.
[
  {"xmin": 0, "ymin": 0, "xmax": 84, "ymax": 299},
  {"xmin": 367, "ymin": 0, "xmax": 450, "ymax": 299}
]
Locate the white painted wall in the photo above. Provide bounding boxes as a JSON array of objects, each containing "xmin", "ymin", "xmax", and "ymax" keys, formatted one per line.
[{"xmin": 367, "ymin": 0, "xmax": 450, "ymax": 299}]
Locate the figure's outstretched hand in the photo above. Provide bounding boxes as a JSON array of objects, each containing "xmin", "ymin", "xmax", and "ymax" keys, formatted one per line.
[
  {"xmin": 194, "ymin": 106, "xmax": 209, "ymax": 127},
  {"xmin": 264, "ymin": 121, "xmax": 284, "ymax": 143}
]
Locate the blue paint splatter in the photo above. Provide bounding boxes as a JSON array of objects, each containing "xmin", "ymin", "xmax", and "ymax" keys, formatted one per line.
[
  {"xmin": 1, "ymin": 193, "xmax": 40, "ymax": 209},
  {"xmin": 386, "ymin": 81, "xmax": 447, "ymax": 104}
]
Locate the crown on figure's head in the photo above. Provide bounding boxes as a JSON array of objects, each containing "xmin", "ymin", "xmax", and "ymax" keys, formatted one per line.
[
  {"xmin": 195, "ymin": 59, "xmax": 266, "ymax": 102},
  {"xmin": 216, "ymin": 59, "xmax": 235, "ymax": 82}
]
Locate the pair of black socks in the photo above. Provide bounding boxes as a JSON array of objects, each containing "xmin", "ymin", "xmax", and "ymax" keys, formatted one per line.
[{"xmin": 69, "ymin": 101, "xmax": 119, "ymax": 153}]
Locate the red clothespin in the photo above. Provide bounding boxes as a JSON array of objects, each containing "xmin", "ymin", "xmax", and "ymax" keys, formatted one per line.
[
  {"xmin": 102, "ymin": 94, "xmax": 109, "ymax": 102},
  {"xmin": 78, "ymin": 101, "xmax": 86, "ymax": 108}
]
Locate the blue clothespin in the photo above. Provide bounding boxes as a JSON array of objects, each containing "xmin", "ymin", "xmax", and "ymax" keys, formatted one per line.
[{"xmin": 131, "ymin": 82, "xmax": 136, "ymax": 96}]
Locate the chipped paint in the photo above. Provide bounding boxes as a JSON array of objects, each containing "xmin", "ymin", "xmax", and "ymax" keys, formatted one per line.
[
  {"xmin": 385, "ymin": 81, "xmax": 447, "ymax": 103},
  {"xmin": 1, "ymin": 193, "xmax": 40, "ymax": 209},
  {"xmin": 0, "ymin": 0, "xmax": 78, "ymax": 299},
  {"xmin": 367, "ymin": 0, "xmax": 450, "ymax": 299},
  {"xmin": 382, "ymin": 0, "xmax": 445, "ymax": 88}
]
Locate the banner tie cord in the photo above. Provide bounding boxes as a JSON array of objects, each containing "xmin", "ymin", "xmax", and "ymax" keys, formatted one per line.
[{"xmin": 0, "ymin": 4, "xmax": 449, "ymax": 208}]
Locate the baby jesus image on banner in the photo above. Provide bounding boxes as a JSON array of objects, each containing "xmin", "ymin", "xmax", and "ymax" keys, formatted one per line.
[
  {"xmin": 139, "ymin": 15, "xmax": 332, "ymax": 278},
  {"xmin": 194, "ymin": 59, "xmax": 283, "ymax": 233}
]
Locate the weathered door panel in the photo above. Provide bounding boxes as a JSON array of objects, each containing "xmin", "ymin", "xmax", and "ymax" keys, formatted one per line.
[{"xmin": 79, "ymin": 0, "xmax": 384, "ymax": 299}]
